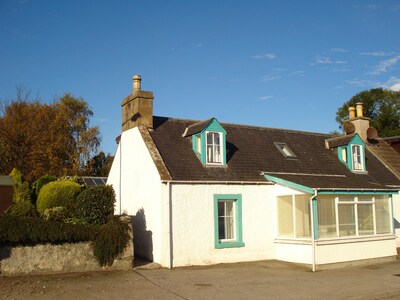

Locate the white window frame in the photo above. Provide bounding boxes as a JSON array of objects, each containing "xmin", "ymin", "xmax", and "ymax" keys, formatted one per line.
[
  {"xmin": 218, "ymin": 200, "xmax": 236, "ymax": 242},
  {"xmin": 206, "ymin": 131, "xmax": 223, "ymax": 165},
  {"xmin": 319, "ymin": 195, "xmax": 392, "ymax": 239},
  {"xmin": 351, "ymin": 144, "xmax": 364, "ymax": 171}
]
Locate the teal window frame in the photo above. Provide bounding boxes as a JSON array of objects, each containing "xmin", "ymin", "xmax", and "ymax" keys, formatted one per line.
[
  {"xmin": 191, "ymin": 119, "xmax": 227, "ymax": 166},
  {"xmin": 214, "ymin": 194, "xmax": 245, "ymax": 249}
]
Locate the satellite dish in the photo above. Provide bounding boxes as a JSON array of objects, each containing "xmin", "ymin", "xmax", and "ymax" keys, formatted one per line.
[
  {"xmin": 367, "ymin": 127, "xmax": 378, "ymax": 140},
  {"xmin": 344, "ymin": 122, "xmax": 355, "ymax": 134}
]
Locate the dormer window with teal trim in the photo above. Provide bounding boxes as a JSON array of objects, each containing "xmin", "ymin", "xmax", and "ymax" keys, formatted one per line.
[
  {"xmin": 326, "ymin": 133, "xmax": 367, "ymax": 173},
  {"xmin": 183, "ymin": 118, "xmax": 227, "ymax": 166}
]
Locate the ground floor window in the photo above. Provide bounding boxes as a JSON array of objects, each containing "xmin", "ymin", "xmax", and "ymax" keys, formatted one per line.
[
  {"xmin": 277, "ymin": 194, "xmax": 311, "ymax": 238},
  {"xmin": 214, "ymin": 194, "xmax": 244, "ymax": 248},
  {"xmin": 317, "ymin": 194, "xmax": 392, "ymax": 238}
]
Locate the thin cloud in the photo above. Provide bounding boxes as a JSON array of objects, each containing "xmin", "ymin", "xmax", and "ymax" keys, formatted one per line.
[
  {"xmin": 289, "ymin": 70, "xmax": 305, "ymax": 77},
  {"xmin": 360, "ymin": 51, "xmax": 388, "ymax": 56},
  {"xmin": 391, "ymin": 82, "xmax": 400, "ymax": 91},
  {"xmin": 315, "ymin": 56, "xmax": 332, "ymax": 64},
  {"xmin": 258, "ymin": 96, "xmax": 273, "ymax": 100},
  {"xmin": 330, "ymin": 48, "xmax": 348, "ymax": 53},
  {"xmin": 369, "ymin": 55, "xmax": 400, "ymax": 75},
  {"xmin": 262, "ymin": 74, "xmax": 281, "ymax": 81},
  {"xmin": 251, "ymin": 53, "xmax": 276, "ymax": 59},
  {"xmin": 346, "ymin": 76, "xmax": 400, "ymax": 90}
]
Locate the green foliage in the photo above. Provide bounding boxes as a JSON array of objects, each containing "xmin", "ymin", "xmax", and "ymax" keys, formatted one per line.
[
  {"xmin": 84, "ymin": 151, "xmax": 114, "ymax": 176},
  {"xmin": 0, "ymin": 214, "xmax": 94, "ymax": 245},
  {"xmin": 58, "ymin": 175, "xmax": 85, "ymax": 186},
  {"xmin": 5, "ymin": 201, "xmax": 38, "ymax": 217},
  {"xmin": 74, "ymin": 185, "xmax": 115, "ymax": 224},
  {"xmin": 43, "ymin": 206, "xmax": 69, "ymax": 222},
  {"xmin": 0, "ymin": 214, "xmax": 131, "ymax": 267},
  {"xmin": 37, "ymin": 180, "xmax": 82, "ymax": 213},
  {"xmin": 9, "ymin": 168, "xmax": 30, "ymax": 203},
  {"xmin": 336, "ymin": 88, "xmax": 400, "ymax": 137},
  {"xmin": 92, "ymin": 216, "xmax": 131, "ymax": 267},
  {"xmin": 34, "ymin": 175, "xmax": 58, "ymax": 196}
]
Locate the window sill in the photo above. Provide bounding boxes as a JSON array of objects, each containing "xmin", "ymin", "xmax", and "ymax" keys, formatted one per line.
[
  {"xmin": 316, "ymin": 234, "xmax": 395, "ymax": 245},
  {"xmin": 215, "ymin": 241, "xmax": 245, "ymax": 249}
]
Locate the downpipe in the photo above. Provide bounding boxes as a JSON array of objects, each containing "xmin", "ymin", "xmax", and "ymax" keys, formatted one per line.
[{"xmin": 310, "ymin": 189, "xmax": 318, "ymax": 272}]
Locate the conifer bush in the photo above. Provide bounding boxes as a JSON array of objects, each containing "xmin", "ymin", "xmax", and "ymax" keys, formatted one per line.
[
  {"xmin": 74, "ymin": 185, "xmax": 115, "ymax": 225},
  {"xmin": 37, "ymin": 180, "xmax": 82, "ymax": 214}
]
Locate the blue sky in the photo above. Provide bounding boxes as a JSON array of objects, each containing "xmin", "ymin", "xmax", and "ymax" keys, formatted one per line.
[{"xmin": 1, "ymin": 1, "xmax": 400, "ymax": 155}]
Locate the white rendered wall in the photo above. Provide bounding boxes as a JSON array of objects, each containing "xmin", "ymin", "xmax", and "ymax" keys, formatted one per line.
[
  {"xmin": 274, "ymin": 242, "xmax": 312, "ymax": 264},
  {"xmin": 315, "ymin": 238, "xmax": 397, "ymax": 265},
  {"xmin": 107, "ymin": 127, "xmax": 163, "ymax": 263},
  {"xmin": 167, "ymin": 184, "xmax": 276, "ymax": 267}
]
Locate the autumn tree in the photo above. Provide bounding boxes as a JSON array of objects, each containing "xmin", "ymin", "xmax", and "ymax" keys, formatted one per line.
[
  {"xmin": 0, "ymin": 87, "xmax": 101, "ymax": 182},
  {"xmin": 336, "ymin": 88, "xmax": 400, "ymax": 137},
  {"xmin": 83, "ymin": 151, "xmax": 114, "ymax": 177}
]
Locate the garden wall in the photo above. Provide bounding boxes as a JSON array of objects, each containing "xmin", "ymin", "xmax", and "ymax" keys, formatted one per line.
[{"xmin": 0, "ymin": 220, "xmax": 134, "ymax": 275}]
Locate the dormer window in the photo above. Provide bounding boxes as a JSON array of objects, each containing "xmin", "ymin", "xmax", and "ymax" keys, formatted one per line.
[
  {"xmin": 325, "ymin": 133, "xmax": 367, "ymax": 173},
  {"xmin": 182, "ymin": 118, "xmax": 227, "ymax": 166}
]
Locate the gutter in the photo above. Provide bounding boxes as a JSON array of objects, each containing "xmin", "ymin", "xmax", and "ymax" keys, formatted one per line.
[{"xmin": 161, "ymin": 180, "xmax": 273, "ymax": 185}]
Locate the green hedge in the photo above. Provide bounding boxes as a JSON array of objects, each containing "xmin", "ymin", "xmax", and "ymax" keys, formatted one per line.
[
  {"xmin": 75, "ymin": 185, "xmax": 115, "ymax": 225},
  {"xmin": 37, "ymin": 180, "xmax": 82, "ymax": 213},
  {"xmin": 0, "ymin": 214, "xmax": 131, "ymax": 267}
]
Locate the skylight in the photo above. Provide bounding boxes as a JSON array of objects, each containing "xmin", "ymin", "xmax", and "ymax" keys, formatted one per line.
[{"xmin": 274, "ymin": 142, "xmax": 297, "ymax": 158}]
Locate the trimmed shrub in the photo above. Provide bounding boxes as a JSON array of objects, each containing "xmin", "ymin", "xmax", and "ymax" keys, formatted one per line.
[
  {"xmin": 9, "ymin": 168, "xmax": 30, "ymax": 203},
  {"xmin": 0, "ymin": 214, "xmax": 94, "ymax": 246},
  {"xmin": 92, "ymin": 216, "xmax": 131, "ymax": 267},
  {"xmin": 37, "ymin": 180, "xmax": 82, "ymax": 214},
  {"xmin": 34, "ymin": 175, "xmax": 58, "ymax": 196},
  {"xmin": 5, "ymin": 201, "xmax": 38, "ymax": 217},
  {"xmin": 58, "ymin": 176, "xmax": 85, "ymax": 186},
  {"xmin": 74, "ymin": 185, "xmax": 115, "ymax": 225}
]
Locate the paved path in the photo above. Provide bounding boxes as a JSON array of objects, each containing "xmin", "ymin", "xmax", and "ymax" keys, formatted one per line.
[{"xmin": 2, "ymin": 260, "xmax": 400, "ymax": 299}]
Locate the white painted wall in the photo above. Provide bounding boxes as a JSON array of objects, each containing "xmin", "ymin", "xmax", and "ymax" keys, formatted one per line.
[
  {"xmin": 107, "ymin": 127, "xmax": 164, "ymax": 263},
  {"xmin": 315, "ymin": 238, "xmax": 397, "ymax": 265},
  {"xmin": 274, "ymin": 242, "xmax": 312, "ymax": 264},
  {"xmin": 168, "ymin": 184, "xmax": 277, "ymax": 267}
]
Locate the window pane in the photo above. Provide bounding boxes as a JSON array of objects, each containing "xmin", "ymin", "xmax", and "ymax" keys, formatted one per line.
[
  {"xmin": 207, "ymin": 145, "xmax": 213, "ymax": 162},
  {"xmin": 295, "ymin": 195, "xmax": 311, "ymax": 238},
  {"xmin": 376, "ymin": 195, "xmax": 391, "ymax": 234},
  {"xmin": 318, "ymin": 195, "xmax": 337, "ymax": 238},
  {"xmin": 352, "ymin": 145, "xmax": 363, "ymax": 170},
  {"xmin": 338, "ymin": 205, "xmax": 356, "ymax": 236},
  {"xmin": 358, "ymin": 195, "xmax": 373, "ymax": 202},
  {"xmin": 277, "ymin": 196, "xmax": 294, "ymax": 237},
  {"xmin": 206, "ymin": 132, "xmax": 222, "ymax": 163},
  {"xmin": 358, "ymin": 204, "xmax": 374, "ymax": 235},
  {"xmin": 338, "ymin": 195, "xmax": 354, "ymax": 202},
  {"xmin": 218, "ymin": 201, "xmax": 235, "ymax": 240}
]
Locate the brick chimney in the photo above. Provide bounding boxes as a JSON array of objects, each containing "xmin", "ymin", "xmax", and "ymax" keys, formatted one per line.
[
  {"xmin": 121, "ymin": 75, "xmax": 154, "ymax": 131},
  {"xmin": 344, "ymin": 102, "xmax": 370, "ymax": 141}
]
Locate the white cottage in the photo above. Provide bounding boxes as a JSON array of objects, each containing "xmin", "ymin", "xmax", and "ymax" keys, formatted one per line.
[{"xmin": 108, "ymin": 75, "xmax": 400, "ymax": 270}]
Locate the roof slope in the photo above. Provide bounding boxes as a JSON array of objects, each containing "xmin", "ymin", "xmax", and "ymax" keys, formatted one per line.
[
  {"xmin": 149, "ymin": 116, "xmax": 400, "ymax": 190},
  {"xmin": 366, "ymin": 139, "xmax": 400, "ymax": 179}
]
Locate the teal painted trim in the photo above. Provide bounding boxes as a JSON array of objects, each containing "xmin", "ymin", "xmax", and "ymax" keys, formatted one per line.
[
  {"xmin": 214, "ymin": 194, "xmax": 245, "ymax": 249},
  {"xmin": 317, "ymin": 190, "xmax": 398, "ymax": 195},
  {"xmin": 312, "ymin": 197, "xmax": 319, "ymax": 240},
  {"xmin": 200, "ymin": 118, "xmax": 227, "ymax": 135},
  {"xmin": 199, "ymin": 131, "xmax": 206, "ymax": 164},
  {"xmin": 263, "ymin": 174, "xmax": 314, "ymax": 194},
  {"xmin": 391, "ymin": 196, "xmax": 395, "ymax": 234}
]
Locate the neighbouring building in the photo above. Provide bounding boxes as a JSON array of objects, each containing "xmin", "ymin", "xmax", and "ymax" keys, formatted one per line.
[
  {"xmin": 0, "ymin": 175, "xmax": 13, "ymax": 213},
  {"xmin": 107, "ymin": 76, "xmax": 400, "ymax": 270}
]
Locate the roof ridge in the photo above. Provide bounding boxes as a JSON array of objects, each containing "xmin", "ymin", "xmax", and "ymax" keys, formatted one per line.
[{"xmin": 153, "ymin": 115, "xmax": 334, "ymax": 137}]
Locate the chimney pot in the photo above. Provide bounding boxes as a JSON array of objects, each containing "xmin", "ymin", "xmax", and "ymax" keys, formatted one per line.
[
  {"xmin": 356, "ymin": 102, "xmax": 363, "ymax": 117},
  {"xmin": 132, "ymin": 75, "xmax": 142, "ymax": 93},
  {"xmin": 348, "ymin": 107, "xmax": 356, "ymax": 119}
]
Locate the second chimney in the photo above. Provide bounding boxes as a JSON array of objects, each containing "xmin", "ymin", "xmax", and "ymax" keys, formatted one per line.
[{"xmin": 344, "ymin": 102, "xmax": 370, "ymax": 141}]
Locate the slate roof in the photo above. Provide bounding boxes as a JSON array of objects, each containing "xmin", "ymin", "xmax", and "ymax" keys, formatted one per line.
[{"xmin": 148, "ymin": 116, "xmax": 400, "ymax": 191}]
